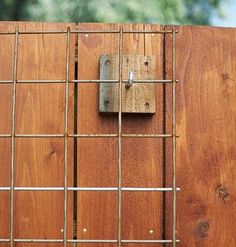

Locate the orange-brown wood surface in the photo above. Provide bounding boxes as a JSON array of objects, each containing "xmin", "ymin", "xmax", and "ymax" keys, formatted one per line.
[
  {"xmin": 0, "ymin": 22, "xmax": 76, "ymax": 247},
  {"xmin": 166, "ymin": 25, "xmax": 236, "ymax": 247},
  {"xmin": 76, "ymin": 23, "xmax": 164, "ymax": 247},
  {"xmin": 0, "ymin": 22, "xmax": 236, "ymax": 247}
]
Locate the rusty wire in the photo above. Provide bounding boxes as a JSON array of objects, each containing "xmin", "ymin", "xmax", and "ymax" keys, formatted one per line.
[{"xmin": 0, "ymin": 27, "xmax": 179, "ymax": 245}]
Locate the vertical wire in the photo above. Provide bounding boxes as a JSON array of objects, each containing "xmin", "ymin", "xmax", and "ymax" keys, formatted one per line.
[
  {"xmin": 162, "ymin": 25, "xmax": 167, "ymax": 246},
  {"xmin": 171, "ymin": 28, "xmax": 177, "ymax": 246},
  {"xmin": 64, "ymin": 27, "xmax": 71, "ymax": 247},
  {"xmin": 10, "ymin": 27, "xmax": 19, "ymax": 247},
  {"xmin": 73, "ymin": 24, "xmax": 79, "ymax": 244},
  {"xmin": 118, "ymin": 26, "xmax": 123, "ymax": 247}
]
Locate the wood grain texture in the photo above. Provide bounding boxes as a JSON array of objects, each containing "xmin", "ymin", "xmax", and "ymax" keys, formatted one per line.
[
  {"xmin": 76, "ymin": 23, "xmax": 120, "ymax": 247},
  {"xmin": 77, "ymin": 23, "xmax": 164, "ymax": 247},
  {"xmin": 0, "ymin": 139, "xmax": 11, "ymax": 243},
  {"xmin": 1, "ymin": 21, "xmax": 236, "ymax": 247},
  {"xmin": 0, "ymin": 22, "xmax": 17, "ymax": 247},
  {"xmin": 99, "ymin": 54, "xmax": 156, "ymax": 113},
  {"xmin": 0, "ymin": 22, "xmax": 76, "ymax": 246},
  {"xmin": 165, "ymin": 25, "xmax": 236, "ymax": 246}
]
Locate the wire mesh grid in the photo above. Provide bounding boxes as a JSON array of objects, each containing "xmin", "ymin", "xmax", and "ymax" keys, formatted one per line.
[{"xmin": 0, "ymin": 26, "xmax": 179, "ymax": 246}]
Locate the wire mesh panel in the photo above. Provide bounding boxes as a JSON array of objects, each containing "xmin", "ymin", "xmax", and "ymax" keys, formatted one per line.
[{"xmin": 0, "ymin": 22, "xmax": 179, "ymax": 247}]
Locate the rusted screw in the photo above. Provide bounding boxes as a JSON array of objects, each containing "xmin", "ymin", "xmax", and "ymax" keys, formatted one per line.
[{"xmin": 104, "ymin": 100, "xmax": 110, "ymax": 106}]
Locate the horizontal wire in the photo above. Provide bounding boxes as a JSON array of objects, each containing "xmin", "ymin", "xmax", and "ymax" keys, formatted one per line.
[
  {"xmin": 72, "ymin": 79, "xmax": 178, "ymax": 84},
  {"xmin": 0, "ymin": 29, "xmax": 176, "ymax": 35},
  {"xmin": 68, "ymin": 134, "xmax": 118, "ymax": 138},
  {"xmin": 0, "ymin": 30, "xmax": 120, "ymax": 35},
  {"xmin": 122, "ymin": 187, "xmax": 181, "ymax": 191},
  {"xmin": 122, "ymin": 240, "xmax": 180, "ymax": 243},
  {"xmin": 0, "ymin": 239, "xmax": 63, "ymax": 243},
  {"xmin": 69, "ymin": 240, "xmax": 118, "ymax": 243},
  {"xmin": 18, "ymin": 79, "xmax": 65, "ymax": 83},
  {"xmin": 0, "ymin": 134, "xmax": 179, "ymax": 138},
  {"xmin": 0, "ymin": 79, "xmax": 178, "ymax": 84},
  {"xmin": 0, "ymin": 80, "xmax": 13, "ymax": 83},
  {"xmin": 124, "ymin": 30, "xmax": 178, "ymax": 34},
  {"xmin": 0, "ymin": 134, "xmax": 11, "ymax": 137},
  {"xmin": 15, "ymin": 134, "xmax": 65, "ymax": 138},
  {"xmin": 0, "ymin": 239, "xmax": 180, "ymax": 243},
  {"xmin": 122, "ymin": 134, "xmax": 173, "ymax": 138},
  {"xmin": 72, "ymin": 79, "xmax": 119, "ymax": 83},
  {"xmin": 0, "ymin": 187, "xmax": 181, "ymax": 191}
]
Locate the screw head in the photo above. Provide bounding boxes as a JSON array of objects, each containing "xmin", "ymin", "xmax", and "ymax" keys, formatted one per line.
[
  {"xmin": 104, "ymin": 100, "xmax": 110, "ymax": 106},
  {"xmin": 149, "ymin": 229, "xmax": 154, "ymax": 234}
]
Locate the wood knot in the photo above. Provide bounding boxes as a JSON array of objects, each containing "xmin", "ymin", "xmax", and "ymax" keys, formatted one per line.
[
  {"xmin": 221, "ymin": 73, "xmax": 230, "ymax": 81},
  {"xmin": 48, "ymin": 143, "xmax": 58, "ymax": 157},
  {"xmin": 195, "ymin": 221, "xmax": 209, "ymax": 239},
  {"xmin": 218, "ymin": 186, "xmax": 229, "ymax": 202},
  {"xmin": 49, "ymin": 149, "xmax": 55, "ymax": 156}
]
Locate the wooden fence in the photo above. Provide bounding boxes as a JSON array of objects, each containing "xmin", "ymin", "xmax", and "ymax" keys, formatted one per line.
[{"xmin": 0, "ymin": 21, "xmax": 235, "ymax": 247}]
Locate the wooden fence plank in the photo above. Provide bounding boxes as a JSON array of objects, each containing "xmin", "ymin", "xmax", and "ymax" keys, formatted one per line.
[
  {"xmin": 122, "ymin": 23, "xmax": 165, "ymax": 247},
  {"xmin": 0, "ymin": 21, "xmax": 76, "ymax": 247},
  {"xmin": 165, "ymin": 25, "xmax": 236, "ymax": 247},
  {"xmin": 76, "ymin": 23, "xmax": 119, "ymax": 247},
  {"xmin": 77, "ymin": 23, "xmax": 164, "ymax": 247}
]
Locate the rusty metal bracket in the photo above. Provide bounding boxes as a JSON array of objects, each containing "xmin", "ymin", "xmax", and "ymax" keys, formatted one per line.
[{"xmin": 99, "ymin": 55, "xmax": 156, "ymax": 114}]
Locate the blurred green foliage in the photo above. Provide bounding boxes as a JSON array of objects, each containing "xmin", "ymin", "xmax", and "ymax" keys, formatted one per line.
[{"xmin": 0, "ymin": 0, "xmax": 223, "ymax": 25}]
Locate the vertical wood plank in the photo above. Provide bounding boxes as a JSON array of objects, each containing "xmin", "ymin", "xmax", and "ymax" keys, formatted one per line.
[
  {"xmin": 0, "ymin": 21, "xmax": 76, "ymax": 247},
  {"xmin": 0, "ymin": 22, "xmax": 15, "ymax": 247},
  {"xmin": 122, "ymin": 23, "xmax": 164, "ymax": 247},
  {"xmin": 165, "ymin": 25, "xmax": 236, "ymax": 247},
  {"xmin": 76, "ymin": 23, "xmax": 119, "ymax": 247},
  {"xmin": 77, "ymin": 23, "xmax": 164, "ymax": 247}
]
